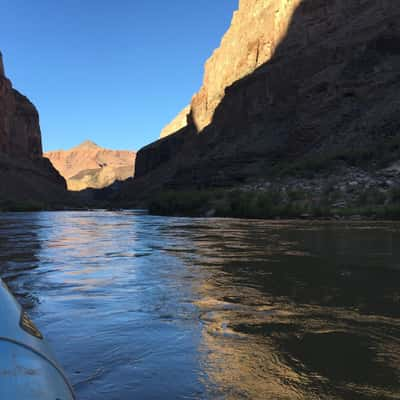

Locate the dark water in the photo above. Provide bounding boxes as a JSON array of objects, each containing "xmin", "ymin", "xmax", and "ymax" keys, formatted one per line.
[{"xmin": 1, "ymin": 211, "xmax": 400, "ymax": 400}]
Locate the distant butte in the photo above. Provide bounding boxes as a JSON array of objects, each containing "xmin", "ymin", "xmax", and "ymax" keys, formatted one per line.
[
  {"xmin": 45, "ymin": 141, "xmax": 136, "ymax": 191},
  {"xmin": 73, "ymin": 140, "xmax": 102, "ymax": 150}
]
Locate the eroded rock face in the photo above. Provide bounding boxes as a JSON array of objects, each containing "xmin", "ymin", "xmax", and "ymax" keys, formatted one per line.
[
  {"xmin": 160, "ymin": 105, "xmax": 190, "ymax": 138},
  {"xmin": 134, "ymin": 0, "xmax": 400, "ymax": 191},
  {"xmin": 160, "ymin": 0, "xmax": 301, "ymax": 137},
  {"xmin": 191, "ymin": 0, "xmax": 302, "ymax": 132},
  {"xmin": 0, "ymin": 51, "xmax": 66, "ymax": 203},
  {"xmin": 0, "ymin": 53, "xmax": 42, "ymax": 159},
  {"xmin": 45, "ymin": 141, "xmax": 136, "ymax": 191}
]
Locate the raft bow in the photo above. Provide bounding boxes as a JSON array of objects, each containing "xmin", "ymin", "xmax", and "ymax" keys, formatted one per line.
[{"xmin": 0, "ymin": 279, "xmax": 75, "ymax": 399}]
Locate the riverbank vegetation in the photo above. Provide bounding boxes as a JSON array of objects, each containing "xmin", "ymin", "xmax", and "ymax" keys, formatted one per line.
[
  {"xmin": 148, "ymin": 188, "xmax": 400, "ymax": 220},
  {"xmin": 0, "ymin": 200, "xmax": 84, "ymax": 212},
  {"xmin": 0, "ymin": 200, "xmax": 47, "ymax": 212}
]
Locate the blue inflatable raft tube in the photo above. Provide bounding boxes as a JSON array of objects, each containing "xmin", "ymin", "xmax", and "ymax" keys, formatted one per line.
[{"xmin": 0, "ymin": 278, "xmax": 75, "ymax": 399}]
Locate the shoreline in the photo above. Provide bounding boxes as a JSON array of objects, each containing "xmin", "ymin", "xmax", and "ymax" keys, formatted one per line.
[{"xmin": 2, "ymin": 205, "xmax": 400, "ymax": 224}]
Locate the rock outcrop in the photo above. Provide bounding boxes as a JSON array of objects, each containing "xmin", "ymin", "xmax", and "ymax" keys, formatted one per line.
[
  {"xmin": 160, "ymin": 105, "xmax": 190, "ymax": 138},
  {"xmin": 160, "ymin": 0, "xmax": 301, "ymax": 137},
  {"xmin": 191, "ymin": 0, "xmax": 302, "ymax": 133},
  {"xmin": 45, "ymin": 141, "xmax": 136, "ymax": 191},
  {"xmin": 0, "ymin": 51, "xmax": 66, "ymax": 204},
  {"xmin": 132, "ymin": 0, "xmax": 400, "ymax": 193},
  {"xmin": 0, "ymin": 52, "xmax": 42, "ymax": 159}
]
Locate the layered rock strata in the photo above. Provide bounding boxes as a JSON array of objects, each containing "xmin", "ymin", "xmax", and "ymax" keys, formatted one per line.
[
  {"xmin": 132, "ymin": 0, "xmax": 400, "ymax": 192},
  {"xmin": 0, "ymin": 51, "xmax": 66, "ymax": 204},
  {"xmin": 45, "ymin": 141, "xmax": 136, "ymax": 191},
  {"xmin": 160, "ymin": 105, "xmax": 190, "ymax": 139},
  {"xmin": 160, "ymin": 0, "xmax": 302, "ymax": 137},
  {"xmin": 0, "ymin": 52, "xmax": 42, "ymax": 159}
]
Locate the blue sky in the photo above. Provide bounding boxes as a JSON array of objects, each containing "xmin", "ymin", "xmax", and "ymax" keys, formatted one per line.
[{"xmin": 1, "ymin": 1, "xmax": 238, "ymax": 151}]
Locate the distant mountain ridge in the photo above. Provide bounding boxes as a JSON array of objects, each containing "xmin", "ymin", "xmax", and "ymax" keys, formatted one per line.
[{"xmin": 45, "ymin": 141, "xmax": 135, "ymax": 191}]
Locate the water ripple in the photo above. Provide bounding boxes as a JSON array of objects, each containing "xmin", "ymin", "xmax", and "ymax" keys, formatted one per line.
[{"xmin": 0, "ymin": 212, "xmax": 399, "ymax": 399}]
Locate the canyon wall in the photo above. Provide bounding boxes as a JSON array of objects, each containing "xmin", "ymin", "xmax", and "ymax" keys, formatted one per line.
[
  {"xmin": 191, "ymin": 0, "xmax": 302, "ymax": 133},
  {"xmin": 160, "ymin": 105, "xmax": 190, "ymax": 139},
  {"xmin": 161, "ymin": 0, "xmax": 302, "ymax": 137},
  {"xmin": 0, "ymin": 52, "xmax": 4, "ymax": 77},
  {"xmin": 0, "ymin": 51, "xmax": 42, "ymax": 159},
  {"xmin": 0, "ymin": 51, "xmax": 66, "ymax": 204},
  {"xmin": 45, "ymin": 141, "xmax": 136, "ymax": 191},
  {"xmin": 132, "ymin": 0, "xmax": 400, "ymax": 192}
]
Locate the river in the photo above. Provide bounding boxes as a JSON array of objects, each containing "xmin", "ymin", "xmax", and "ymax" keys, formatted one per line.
[{"xmin": 0, "ymin": 211, "xmax": 399, "ymax": 399}]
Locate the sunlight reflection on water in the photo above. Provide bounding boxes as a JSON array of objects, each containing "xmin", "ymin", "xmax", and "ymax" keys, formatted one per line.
[{"xmin": 0, "ymin": 211, "xmax": 399, "ymax": 399}]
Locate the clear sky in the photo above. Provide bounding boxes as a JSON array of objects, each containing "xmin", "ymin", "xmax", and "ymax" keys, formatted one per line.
[{"xmin": 1, "ymin": 0, "xmax": 238, "ymax": 152}]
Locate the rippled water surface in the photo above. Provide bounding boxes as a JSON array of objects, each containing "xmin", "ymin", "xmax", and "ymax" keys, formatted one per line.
[{"xmin": 1, "ymin": 211, "xmax": 400, "ymax": 399}]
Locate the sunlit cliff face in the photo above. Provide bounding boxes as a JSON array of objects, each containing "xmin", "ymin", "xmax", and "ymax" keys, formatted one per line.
[
  {"xmin": 192, "ymin": 0, "xmax": 302, "ymax": 132},
  {"xmin": 161, "ymin": 0, "xmax": 302, "ymax": 137},
  {"xmin": 45, "ymin": 141, "xmax": 136, "ymax": 191}
]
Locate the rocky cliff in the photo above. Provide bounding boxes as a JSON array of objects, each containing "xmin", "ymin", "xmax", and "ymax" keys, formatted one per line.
[
  {"xmin": 160, "ymin": 105, "xmax": 190, "ymax": 138},
  {"xmin": 0, "ymin": 51, "xmax": 66, "ymax": 205},
  {"xmin": 191, "ymin": 0, "xmax": 302, "ymax": 133},
  {"xmin": 0, "ymin": 51, "xmax": 43, "ymax": 159},
  {"xmin": 132, "ymin": 0, "xmax": 400, "ymax": 194},
  {"xmin": 160, "ymin": 0, "xmax": 300, "ymax": 138},
  {"xmin": 45, "ymin": 141, "xmax": 136, "ymax": 191},
  {"xmin": 161, "ymin": 0, "xmax": 301, "ymax": 138}
]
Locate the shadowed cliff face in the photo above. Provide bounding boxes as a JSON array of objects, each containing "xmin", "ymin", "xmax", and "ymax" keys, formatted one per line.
[
  {"xmin": 132, "ymin": 0, "xmax": 400, "ymax": 193},
  {"xmin": 0, "ymin": 51, "xmax": 66, "ymax": 204},
  {"xmin": 0, "ymin": 53, "xmax": 42, "ymax": 159}
]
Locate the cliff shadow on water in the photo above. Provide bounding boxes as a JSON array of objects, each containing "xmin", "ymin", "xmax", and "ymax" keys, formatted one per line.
[{"xmin": 116, "ymin": 0, "xmax": 400, "ymax": 216}]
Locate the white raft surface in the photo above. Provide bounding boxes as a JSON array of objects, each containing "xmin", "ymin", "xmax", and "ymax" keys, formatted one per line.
[{"xmin": 0, "ymin": 279, "xmax": 75, "ymax": 399}]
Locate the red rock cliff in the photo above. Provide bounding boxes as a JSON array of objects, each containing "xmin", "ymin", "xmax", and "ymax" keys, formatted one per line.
[
  {"xmin": 161, "ymin": 0, "xmax": 301, "ymax": 137},
  {"xmin": 0, "ymin": 51, "xmax": 42, "ymax": 159},
  {"xmin": 133, "ymin": 0, "xmax": 400, "ymax": 190},
  {"xmin": 0, "ymin": 51, "xmax": 66, "ymax": 204},
  {"xmin": 45, "ymin": 141, "xmax": 136, "ymax": 191}
]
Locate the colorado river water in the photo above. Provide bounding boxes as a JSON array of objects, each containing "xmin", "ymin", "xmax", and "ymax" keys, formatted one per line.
[{"xmin": 0, "ymin": 211, "xmax": 399, "ymax": 399}]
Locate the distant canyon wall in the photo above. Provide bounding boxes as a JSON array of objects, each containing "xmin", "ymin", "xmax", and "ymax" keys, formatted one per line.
[
  {"xmin": 45, "ymin": 141, "xmax": 136, "ymax": 191},
  {"xmin": 132, "ymin": 0, "xmax": 400, "ymax": 191}
]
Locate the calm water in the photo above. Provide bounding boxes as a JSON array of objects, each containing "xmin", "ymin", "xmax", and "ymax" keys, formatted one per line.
[{"xmin": 0, "ymin": 211, "xmax": 400, "ymax": 400}]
